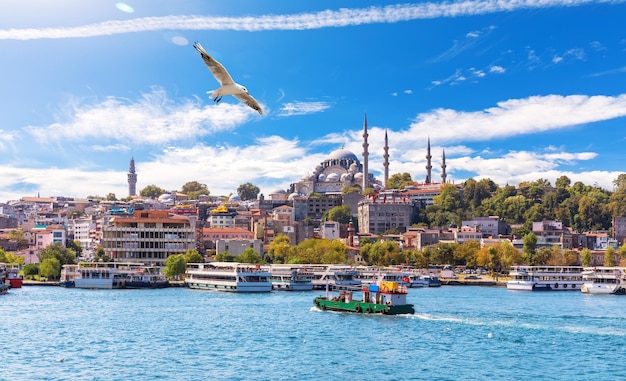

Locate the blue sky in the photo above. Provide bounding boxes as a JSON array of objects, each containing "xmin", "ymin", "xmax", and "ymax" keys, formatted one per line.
[{"xmin": 1, "ymin": 0, "xmax": 626, "ymax": 202}]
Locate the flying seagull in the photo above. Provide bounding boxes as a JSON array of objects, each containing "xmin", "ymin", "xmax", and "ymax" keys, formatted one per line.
[{"xmin": 193, "ymin": 41, "xmax": 263, "ymax": 115}]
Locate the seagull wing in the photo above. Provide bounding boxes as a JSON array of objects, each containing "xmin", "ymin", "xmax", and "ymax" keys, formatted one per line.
[
  {"xmin": 234, "ymin": 93, "xmax": 264, "ymax": 115},
  {"xmin": 193, "ymin": 42, "xmax": 235, "ymax": 86}
]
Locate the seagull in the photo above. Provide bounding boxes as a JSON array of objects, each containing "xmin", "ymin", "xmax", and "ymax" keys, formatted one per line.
[{"xmin": 193, "ymin": 41, "xmax": 263, "ymax": 115}]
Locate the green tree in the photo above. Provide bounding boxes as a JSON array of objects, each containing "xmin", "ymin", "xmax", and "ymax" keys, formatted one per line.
[
  {"xmin": 181, "ymin": 181, "xmax": 209, "ymax": 200},
  {"xmin": 215, "ymin": 251, "xmax": 234, "ymax": 262},
  {"xmin": 580, "ymin": 248, "xmax": 592, "ymax": 267},
  {"xmin": 237, "ymin": 182, "xmax": 261, "ymax": 201},
  {"xmin": 163, "ymin": 254, "xmax": 187, "ymax": 278},
  {"xmin": 106, "ymin": 192, "xmax": 117, "ymax": 201},
  {"xmin": 140, "ymin": 184, "xmax": 167, "ymax": 198},
  {"xmin": 93, "ymin": 246, "xmax": 111, "ymax": 262},
  {"xmin": 386, "ymin": 172, "xmax": 413, "ymax": 189},
  {"xmin": 23, "ymin": 263, "xmax": 39, "ymax": 278},
  {"xmin": 67, "ymin": 240, "xmax": 83, "ymax": 258},
  {"xmin": 605, "ymin": 246, "xmax": 616, "ymax": 267},
  {"xmin": 38, "ymin": 243, "xmax": 76, "ymax": 266},
  {"xmin": 323, "ymin": 205, "xmax": 352, "ymax": 224},
  {"xmin": 236, "ymin": 248, "xmax": 264, "ymax": 264},
  {"xmin": 267, "ymin": 234, "xmax": 292, "ymax": 264},
  {"xmin": 39, "ymin": 258, "xmax": 61, "ymax": 280},
  {"xmin": 522, "ymin": 232, "xmax": 538, "ymax": 265},
  {"xmin": 184, "ymin": 249, "xmax": 203, "ymax": 263},
  {"xmin": 0, "ymin": 249, "xmax": 25, "ymax": 265}
]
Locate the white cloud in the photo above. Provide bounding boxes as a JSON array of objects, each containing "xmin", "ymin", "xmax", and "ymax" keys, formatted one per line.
[
  {"xmin": 490, "ymin": 65, "xmax": 505, "ymax": 73},
  {"xmin": 278, "ymin": 101, "xmax": 331, "ymax": 117},
  {"xmin": 2, "ymin": 92, "xmax": 626, "ymax": 202},
  {"xmin": 402, "ymin": 94, "xmax": 626, "ymax": 144},
  {"xmin": 24, "ymin": 87, "xmax": 260, "ymax": 145},
  {"xmin": 0, "ymin": 0, "xmax": 608, "ymax": 40}
]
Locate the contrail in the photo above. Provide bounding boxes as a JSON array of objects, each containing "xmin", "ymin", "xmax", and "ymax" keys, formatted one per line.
[{"xmin": 0, "ymin": 0, "xmax": 615, "ymax": 40}]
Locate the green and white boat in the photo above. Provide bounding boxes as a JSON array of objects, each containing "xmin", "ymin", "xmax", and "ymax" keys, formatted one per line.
[{"xmin": 313, "ymin": 280, "xmax": 415, "ymax": 315}]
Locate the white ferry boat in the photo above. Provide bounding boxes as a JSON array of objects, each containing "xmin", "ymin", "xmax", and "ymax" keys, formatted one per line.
[
  {"xmin": 581, "ymin": 267, "xmax": 626, "ymax": 295},
  {"xmin": 64, "ymin": 262, "xmax": 137, "ymax": 289},
  {"xmin": 125, "ymin": 266, "xmax": 169, "ymax": 289},
  {"xmin": 185, "ymin": 262, "xmax": 272, "ymax": 292},
  {"xmin": 507, "ymin": 265, "xmax": 584, "ymax": 291},
  {"xmin": 310, "ymin": 265, "xmax": 362, "ymax": 290},
  {"xmin": 269, "ymin": 265, "xmax": 314, "ymax": 291}
]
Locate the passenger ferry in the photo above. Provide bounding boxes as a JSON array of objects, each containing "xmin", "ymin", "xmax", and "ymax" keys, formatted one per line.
[
  {"xmin": 125, "ymin": 266, "xmax": 169, "ymax": 289},
  {"xmin": 269, "ymin": 265, "xmax": 314, "ymax": 291},
  {"xmin": 185, "ymin": 262, "xmax": 272, "ymax": 292},
  {"xmin": 507, "ymin": 265, "xmax": 584, "ymax": 291},
  {"xmin": 581, "ymin": 267, "xmax": 626, "ymax": 295},
  {"xmin": 61, "ymin": 262, "xmax": 140, "ymax": 289},
  {"xmin": 310, "ymin": 265, "xmax": 361, "ymax": 290}
]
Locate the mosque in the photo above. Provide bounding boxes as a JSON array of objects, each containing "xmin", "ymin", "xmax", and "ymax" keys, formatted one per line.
[{"xmin": 290, "ymin": 115, "xmax": 447, "ymax": 196}]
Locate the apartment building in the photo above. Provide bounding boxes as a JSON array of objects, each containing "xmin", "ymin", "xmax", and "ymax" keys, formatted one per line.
[{"xmin": 101, "ymin": 210, "xmax": 195, "ymax": 267}]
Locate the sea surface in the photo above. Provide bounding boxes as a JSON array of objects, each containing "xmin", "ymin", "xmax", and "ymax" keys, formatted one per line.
[{"xmin": 2, "ymin": 285, "xmax": 626, "ymax": 381}]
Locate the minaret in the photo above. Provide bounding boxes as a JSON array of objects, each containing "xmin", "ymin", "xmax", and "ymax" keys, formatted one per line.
[
  {"xmin": 441, "ymin": 149, "xmax": 447, "ymax": 184},
  {"xmin": 383, "ymin": 129, "xmax": 389, "ymax": 187},
  {"xmin": 362, "ymin": 114, "xmax": 369, "ymax": 191},
  {"xmin": 425, "ymin": 137, "xmax": 432, "ymax": 184},
  {"xmin": 127, "ymin": 157, "xmax": 137, "ymax": 197}
]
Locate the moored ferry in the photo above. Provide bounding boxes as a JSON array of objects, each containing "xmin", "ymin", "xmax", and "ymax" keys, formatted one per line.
[
  {"xmin": 185, "ymin": 262, "xmax": 272, "ymax": 292},
  {"xmin": 313, "ymin": 279, "xmax": 415, "ymax": 315},
  {"xmin": 269, "ymin": 265, "xmax": 314, "ymax": 291},
  {"xmin": 62, "ymin": 262, "xmax": 137, "ymax": 289},
  {"xmin": 581, "ymin": 267, "xmax": 626, "ymax": 295},
  {"xmin": 4, "ymin": 264, "xmax": 23, "ymax": 288},
  {"xmin": 310, "ymin": 265, "xmax": 361, "ymax": 290},
  {"xmin": 507, "ymin": 265, "xmax": 584, "ymax": 291},
  {"xmin": 125, "ymin": 266, "xmax": 169, "ymax": 289}
]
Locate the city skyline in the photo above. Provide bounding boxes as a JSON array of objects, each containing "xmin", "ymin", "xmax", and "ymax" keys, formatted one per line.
[{"xmin": 1, "ymin": 1, "xmax": 626, "ymax": 201}]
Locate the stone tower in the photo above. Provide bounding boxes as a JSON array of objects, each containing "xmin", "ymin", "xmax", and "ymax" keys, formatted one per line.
[
  {"xmin": 441, "ymin": 149, "xmax": 447, "ymax": 184},
  {"xmin": 383, "ymin": 129, "xmax": 389, "ymax": 186},
  {"xmin": 127, "ymin": 157, "xmax": 137, "ymax": 197},
  {"xmin": 362, "ymin": 114, "xmax": 369, "ymax": 191},
  {"xmin": 425, "ymin": 137, "xmax": 432, "ymax": 184}
]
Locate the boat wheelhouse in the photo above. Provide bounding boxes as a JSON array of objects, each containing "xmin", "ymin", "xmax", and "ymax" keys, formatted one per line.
[
  {"xmin": 507, "ymin": 265, "xmax": 584, "ymax": 291},
  {"xmin": 185, "ymin": 262, "xmax": 272, "ymax": 292},
  {"xmin": 581, "ymin": 267, "xmax": 626, "ymax": 295},
  {"xmin": 269, "ymin": 265, "xmax": 314, "ymax": 291}
]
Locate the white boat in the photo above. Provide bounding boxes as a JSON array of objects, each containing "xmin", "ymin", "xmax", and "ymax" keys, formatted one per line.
[
  {"xmin": 310, "ymin": 265, "xmax": 361, "ymax": 290},
  {"xmin": 581, "ymin": 267, "xmax": 626, "ymax": 295},
  {"xmin": 66, "ymin": 262, "xmax": 136, "ymax": 289},
  {"xmin": 269, "ymin": 266, "xmax": 314, "ymax": 291},
  {"xmin": 507, "ymin": 265, "xmax": 584, "ymax": 291},
  {"xmin": 125, "ymin": 266, "xmax": 169, "ymax": 289},
  {"xmin": 185, "ymin": 262, "xmax": 272, "ymax": 292}
]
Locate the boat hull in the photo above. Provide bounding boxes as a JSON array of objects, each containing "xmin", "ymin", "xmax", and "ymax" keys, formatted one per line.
[
  {"xmin": 313, "ymin": 297, "xmax": 414, "ymax": 315},
  {"xmin": 186, "ymin": 280, "xmax": 272, "ymax": 292}
]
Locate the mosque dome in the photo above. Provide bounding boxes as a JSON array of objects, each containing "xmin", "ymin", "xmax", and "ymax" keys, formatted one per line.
[
  {"xmin": 327, "ymin": 148, "xmax": 358, "ymax": 161},
  {"xmin": 158, "ymin": 194, "xmax": 174, "ymax": 204},
  {"xmin": 326, "ymin": 173, "xmax": 340, "ymax": 182},
  {"xmin": 318, "ymin": 173, "xmax": 326, "ymax": 181},
  {"xmin": 271, "ymin": 188, "xmax": 287, "ymax": 194}
]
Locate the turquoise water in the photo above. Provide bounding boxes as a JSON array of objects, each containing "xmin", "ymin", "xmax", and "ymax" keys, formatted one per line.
[{"xmin": 2, "ymin": 285, "xmax": 626, "ymax": 381}]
